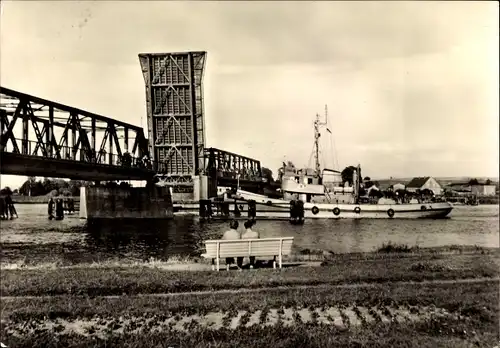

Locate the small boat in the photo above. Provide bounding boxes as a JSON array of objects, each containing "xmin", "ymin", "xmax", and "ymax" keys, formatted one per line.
[{"xmin": 227, "ymin": 106, "xmax": 453, "ymax": 220}]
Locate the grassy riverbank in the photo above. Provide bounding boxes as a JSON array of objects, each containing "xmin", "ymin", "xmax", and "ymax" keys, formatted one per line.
[
  {"xmin": 1, "ymin": 250, "xmax": 498, "ymax": 297},
  {"xmin": 1, "ymin": 247, "xmax": 499, "ymax": 347}
]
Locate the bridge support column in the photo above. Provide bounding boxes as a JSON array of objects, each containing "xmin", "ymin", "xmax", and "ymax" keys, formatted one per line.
[
  {"xmin": 79, "ymin": 185, "xmax": 173, "ymax": 219},
  {"xmin": 193, "ymin": 175, "xmax": 208, "ymax": 201}
]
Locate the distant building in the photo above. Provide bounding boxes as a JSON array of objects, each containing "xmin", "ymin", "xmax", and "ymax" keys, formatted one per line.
[
  {"xmin": 471, "ymin": 184, "xmax": 497, "ymax": 196},
  {"xmin": 393, "ymin": 183, "xmax": 406, "ymax": 191},
  {"xmin": 406, "ymin": 177, "xmax": 443, "ymax": 195}
]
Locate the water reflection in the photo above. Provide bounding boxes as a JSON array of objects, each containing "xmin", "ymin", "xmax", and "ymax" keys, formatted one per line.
[{"xmin": 85, "ymin": 218, "xmax": 205, "ymax": 260}]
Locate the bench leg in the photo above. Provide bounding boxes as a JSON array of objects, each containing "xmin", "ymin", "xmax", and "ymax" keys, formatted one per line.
[
  {"xmin": 273, "ymin": 256, "xmax": 277, "ymax": 269},
  {"xmin": 211, "ymin": 259, "xmax": 215, "ymax": 271},
  {"xmin": 216, "ymin": 257, "xmax": 220, "ymax": 272}
]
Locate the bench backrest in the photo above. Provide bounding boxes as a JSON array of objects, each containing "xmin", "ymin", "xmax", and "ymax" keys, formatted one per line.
[{"xmin": 203, "ymin": 237, "xmax": 294, "ymax": 258}]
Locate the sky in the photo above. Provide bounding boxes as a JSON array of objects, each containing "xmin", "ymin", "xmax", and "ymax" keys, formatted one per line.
[{"xmin": 1, "ymin": 1, "xmax": 498, "ymax": 189}]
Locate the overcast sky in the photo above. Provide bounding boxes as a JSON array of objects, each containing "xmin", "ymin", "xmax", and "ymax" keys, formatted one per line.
[{"xmin": 1, "ymin": 1, "xmax": 498, "ymax": 188}]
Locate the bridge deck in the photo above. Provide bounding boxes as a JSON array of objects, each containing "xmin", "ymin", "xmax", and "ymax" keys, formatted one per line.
[{"xmin": 1, "ymin": 152, "xmax": 155, "ymax": 181}]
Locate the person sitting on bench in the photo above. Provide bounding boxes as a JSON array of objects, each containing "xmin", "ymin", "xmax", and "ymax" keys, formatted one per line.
[
  {"xmin": 222, "ymin": 220, "xmax": 243, "ymax": 270},
  {"xmin": 241, "ymin": 220, "xmax": 260, "ymax": 268}
]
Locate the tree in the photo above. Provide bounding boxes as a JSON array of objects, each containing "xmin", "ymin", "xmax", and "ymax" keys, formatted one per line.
[
  {"xmin": 364, "ymin": 180, "xmax": 374, "ymax": 189},
  {"xmin": 383, "ymin": 190, "xmax": 395, "ymax": 199},
  {"xmin": 421, "ymin": 188, "xmax": 434, "ymax": 196},
  {"xmin": 1, "ymin": 187, "xmax": 12, "ymax": 195},
  {"xmin": 341, "ymin": 166, "xmax": 361, "ymax": 186},
  {"xmin": 261, "ymin": 167, "xmax": 274, "ymax": 183},
  {"xmin": 18, "ymin": 177, "xmax": 90, "ymax": 196},
  {"xmin": 469, "ymin": 178, "xmax": 479, "ymax": 186},
  {"xmin": 364, "ymin": 177, "xmax": 371, "ymax": 181},
  {"xmin": 395, "ymin": 189, "xmax": 407, "ymax": 200},
  {"xmin": 486, "ymin": 179, "xmax": 491, "ymax": 185},
  {"xmin": 369, "ymin": 188, "xmax": 383, "ymax": 198}
]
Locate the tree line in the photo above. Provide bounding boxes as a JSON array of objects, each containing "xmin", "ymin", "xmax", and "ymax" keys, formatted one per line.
[{"xmin": 16, "ymin": 177, "xmax": 92, "ymax": 197}]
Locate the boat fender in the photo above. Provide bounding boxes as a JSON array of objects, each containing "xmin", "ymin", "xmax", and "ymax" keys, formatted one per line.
[
  {"xmin": 333, "ymin": 207, "xmax": 341, "ymax": 216},
  {"xmin": 354, "ymin": 207, "xmax": 361, "ymax": 214},
  {"xmin": 421, "ymin": 205, "xmax": 427, "ymax": 211},
  {"xmin": 387, "ymin": 209, "xmax": 395, "ymax": 218},
  {"xmin": 312, "ymin": 206, "xmax": 320, "ymax": 215}
]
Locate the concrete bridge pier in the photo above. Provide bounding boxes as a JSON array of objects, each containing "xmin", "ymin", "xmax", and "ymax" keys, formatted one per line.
[
  {"xmin": 193, "ymin": 175, "xmax": 210, "ymax": 201},
  {"xmin": 79, "ymin": 185, "xmax": 173, "ymax": 220}
]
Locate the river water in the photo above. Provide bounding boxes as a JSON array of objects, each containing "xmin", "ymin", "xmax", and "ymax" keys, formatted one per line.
[{"xmin": 0, "ymin": 204, "xmax": 498, "ymax": 265}]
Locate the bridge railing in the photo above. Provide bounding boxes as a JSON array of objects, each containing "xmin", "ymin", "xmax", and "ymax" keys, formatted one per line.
[{"xmin": 4, "ymin": 138, "xmax": 157, "ymax": 170}]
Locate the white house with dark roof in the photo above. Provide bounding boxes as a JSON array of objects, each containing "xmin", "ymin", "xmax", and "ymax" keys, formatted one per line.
[{"xmin": 406, "ymin": 177, "xmax": 443, "ymax": 195}]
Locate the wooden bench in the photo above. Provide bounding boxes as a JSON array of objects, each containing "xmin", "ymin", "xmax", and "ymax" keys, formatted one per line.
[{"xmin": 201, "ymin": 237, "xmax": 294, "ymax": 271}]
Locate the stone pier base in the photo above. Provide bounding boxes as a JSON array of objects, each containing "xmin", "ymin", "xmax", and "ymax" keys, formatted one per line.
[{"xmin": 79, "ymin": 186, "xmax": 173, "ymax": 219}]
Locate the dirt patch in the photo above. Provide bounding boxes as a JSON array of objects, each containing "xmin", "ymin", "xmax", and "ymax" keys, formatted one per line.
[{"xmin": 2, "ymin": 304, "xmax": 467, "ymax": 339}]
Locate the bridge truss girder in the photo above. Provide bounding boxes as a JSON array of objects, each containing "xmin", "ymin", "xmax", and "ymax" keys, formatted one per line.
[
  {"xmin": 204, "ymin": 147, "xmax": 262, "ymax": 182},
  {"xmin": 139, "ymin": 51, "xmax": 207, "ymax": 185},
  {"xmin": 0, "ymin": 87, "xmax": 150, "ymax": 176}
]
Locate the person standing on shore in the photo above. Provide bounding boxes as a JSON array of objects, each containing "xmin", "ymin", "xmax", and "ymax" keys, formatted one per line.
[
  {"xmin": 0, "ymin": 196, "xmax": 6, "ymax": 220},
  {"xmin": 222, "ymin": 220, "xmax": 243, "ymax": 270},
  {"xmin": 48, "ymin": 198, "xmax": 55, "ymax": 220},
  {"xmin": 5, "ymin": 195, "xmax": 17, "ymax": 219}
]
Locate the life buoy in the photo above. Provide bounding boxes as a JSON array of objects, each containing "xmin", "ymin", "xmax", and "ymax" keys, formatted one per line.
[
  {"xmin": 354, "ymin": 207, "xmax": 361, "ymax": 214},
  {"xmin": 421, "ymin": 205, "xmax": 427, "ymax": 211},
  {"xmin": 387, "ymin": 209, "xmax": 395, "ymax": 218},
  {"xmin": 333, "ymin": 207, "xmax": 341, "ymax": 216},
  {"xmin": 312, "ymin": 206, "xmax": 320, "ymax": 215}
]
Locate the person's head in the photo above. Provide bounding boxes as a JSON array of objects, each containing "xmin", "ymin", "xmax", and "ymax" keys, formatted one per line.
[
  {"xmin": 244, "ymin": 220, "xmax": 253, "ymax": 229},
  {"xmin": 229, "ymin": 220, "xmax": 239, "ymax": 230}
]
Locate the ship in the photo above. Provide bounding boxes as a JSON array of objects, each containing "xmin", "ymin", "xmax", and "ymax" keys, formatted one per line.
[{"xmin": 227, "ymin": 106, "xmax": 454, "ymax": 219}]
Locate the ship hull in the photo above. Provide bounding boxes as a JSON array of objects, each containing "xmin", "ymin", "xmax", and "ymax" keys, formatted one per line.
[{"xmin": 231, "ymin": 190, "xmax": 453, "ymax": 219}]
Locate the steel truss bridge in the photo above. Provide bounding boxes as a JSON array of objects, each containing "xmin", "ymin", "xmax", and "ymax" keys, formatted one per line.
[
  {"xmin": 204, "ymin": 147, "xmax": 263, "ymax": 192},
  {"xmin": 0, "ymin": 87, "xmax": 154, "ymax": 181}
]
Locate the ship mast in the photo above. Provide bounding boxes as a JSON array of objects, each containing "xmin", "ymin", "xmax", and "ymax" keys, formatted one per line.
[{"xmin": 314, "ymin": 105, "xmax": 328, "ymax": 178}]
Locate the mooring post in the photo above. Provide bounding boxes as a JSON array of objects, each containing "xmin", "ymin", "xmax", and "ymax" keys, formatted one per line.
[{"xmin": 248, "ymin": 200, "xmax": 256, "ymax": 219}]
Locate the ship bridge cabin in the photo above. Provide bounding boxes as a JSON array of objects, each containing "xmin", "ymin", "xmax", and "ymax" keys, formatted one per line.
[
  {"xmin": 283, "ymin": 168, "xmax": 322, "ymax": 185},
  {"xmin": 279, "ymin": 165, "xmax": 353, "ymax": 204}
]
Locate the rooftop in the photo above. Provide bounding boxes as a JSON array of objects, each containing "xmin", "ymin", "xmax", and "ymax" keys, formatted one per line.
[{"xmin": 406, "ymin": 177, "xmax": 431, "ymax": 188}]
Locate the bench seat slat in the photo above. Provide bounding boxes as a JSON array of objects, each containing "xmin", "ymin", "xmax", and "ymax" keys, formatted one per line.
[{"xmin": 202, "ymin": 238, "xmax": 294, "ymax": 261}]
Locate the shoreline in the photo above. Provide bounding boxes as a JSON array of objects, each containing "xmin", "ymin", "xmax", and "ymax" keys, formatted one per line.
[{"xmin": 1, "ymin": 244, "xmax": 497, "ymax": 271}]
